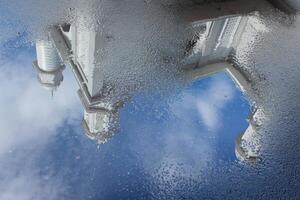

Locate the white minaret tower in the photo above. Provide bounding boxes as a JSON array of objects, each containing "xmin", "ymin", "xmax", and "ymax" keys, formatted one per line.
[
  {"xmin": 33, "ymin": 39, "xmax": 65, "ymax": 92},
  {"xmin": 43, "ymin": 22, "xmax": 122, "ymax": 144},
  {"xmin": 235, "ymin": 108, "xmax": 265, "ymax": 163},
  {"xmin": 82, "ymin": 108, "xmax": 120, "ymax": 144}
]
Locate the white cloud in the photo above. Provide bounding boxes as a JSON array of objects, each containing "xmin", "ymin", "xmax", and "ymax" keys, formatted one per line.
[
  {"xmin": 0, "ymin": 51, "xmax": 81, "ymax": 154},
  {"xmin": 130, "ymin": 73, "xmax": 237, "ymax": 193},
  {"xmin": 131, "ymin": 78, "xmax": 234, "ymax": 191},
  {"xmin": 196, "ymin": 75, "xmax": 234, "ymax": 130},
  {"xmin": 169, "ymin": 74, "xmax": 235, "ymax": 131},
  {"xmin": 0, "ymin": 50, "xmax": 81, "ymax": 199},
  {"xmin": 0, "ymin": 167, "xmax": 66, "ymax": 200}
]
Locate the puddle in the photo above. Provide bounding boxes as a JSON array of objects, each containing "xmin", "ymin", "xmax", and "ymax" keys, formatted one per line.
[{"xmin": 0, "ymin": 0, "xmax": 300, "ymax": 199}]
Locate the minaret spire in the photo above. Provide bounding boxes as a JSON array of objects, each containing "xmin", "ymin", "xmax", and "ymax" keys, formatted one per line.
[
  {"xmin": 33, "ymin": 33, "xmax": 65, "ymax": 92},
  {"xmin": 51, "ymin": 88, "xmax": 54, "ymax": 98}
]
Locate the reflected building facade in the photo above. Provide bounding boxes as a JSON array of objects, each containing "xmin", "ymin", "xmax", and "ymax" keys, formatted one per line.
[
  {"xmin": 62, "ymin": 23, "xmax": 122, "ymax": 144},
  {"xmin": 34, "ymin": 23, "xmax": 122, "ymax": 144},
  {"xmin": 182, "ymin": 16, "xmax": 248, "ymax": 68},
  {"xmin": 33, "ymin": 0, "xmax": 292, "ymax": 159},
  {"xmin": 182, "ymin": 13, "xmax": 268, "ymax": 162}
]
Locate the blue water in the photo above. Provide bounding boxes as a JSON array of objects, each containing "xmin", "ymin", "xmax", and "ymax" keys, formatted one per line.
[{"xmin": 34, "ymin": 72, "xmax": 250, "ymax": 199}]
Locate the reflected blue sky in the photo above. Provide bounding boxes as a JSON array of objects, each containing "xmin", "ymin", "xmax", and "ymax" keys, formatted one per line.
[
  {"xmin": 1, "ymin": 1, "xmax": 300, "ymax": 198},
  {"xmin": 0, "ymin": 42, "xmax": 250, "ymax": 199}
]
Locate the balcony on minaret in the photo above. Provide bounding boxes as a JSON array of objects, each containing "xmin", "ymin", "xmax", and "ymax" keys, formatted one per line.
[
  {"xmin": 82, "ymin": 108, "xmax": 120, "ymax": 144},
  {"xmin": 33, "ymin": 40, "xmax": 65, "ymax": 91}
]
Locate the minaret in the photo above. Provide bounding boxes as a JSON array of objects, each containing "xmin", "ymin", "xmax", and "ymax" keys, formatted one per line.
[
  {"xmin": 33, "ymin": 39, "xmax": 65, "ymax": 92},
  {"xmin": 82, "ymin": 108, "xmax": 120, "ymax": 144},
  {"xmin": 235, "ymin": 108, "xmax": 265, "ymax": 163},
  {"xmin": 67, "ymin": 22, "xmax": 120, "ymax": 144},
  {"xmin": 44, "ymin": 22, "xmax": 123, "ymax": 144},
  {"xmin": 68, "ymin": 18, "xmax": 104, "ymax": 98}
]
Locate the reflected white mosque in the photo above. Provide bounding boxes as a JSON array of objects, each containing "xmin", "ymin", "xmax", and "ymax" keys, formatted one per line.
[
  {"xmin": 33, "ymin": 0, "xmax": 294, "ymax": 161},
  {"xmin": 33, "ymin": 23, "xmax": 122, "ymax": 144}
]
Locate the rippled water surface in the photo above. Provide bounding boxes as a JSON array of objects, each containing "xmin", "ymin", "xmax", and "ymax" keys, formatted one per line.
[{"xmin": 0, "ymin": 0, "xmax": 300, "ymax": 199}]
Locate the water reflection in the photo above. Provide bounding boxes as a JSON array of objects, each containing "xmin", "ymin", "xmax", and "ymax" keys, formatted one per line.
[
  {"xmin": 32, "ymin": 10, "xmax": 267, "ymax": 160},
  {"xmin": 33, "ymin": 40, "xmax": 65, "ymax": 92},
  {"xmin": 33, "ymin": 25, "xmax": 124, "ymax": 144},
  {"xmin": 0, "ymin": 0, "xmax": 299, "ymax": 199}
]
